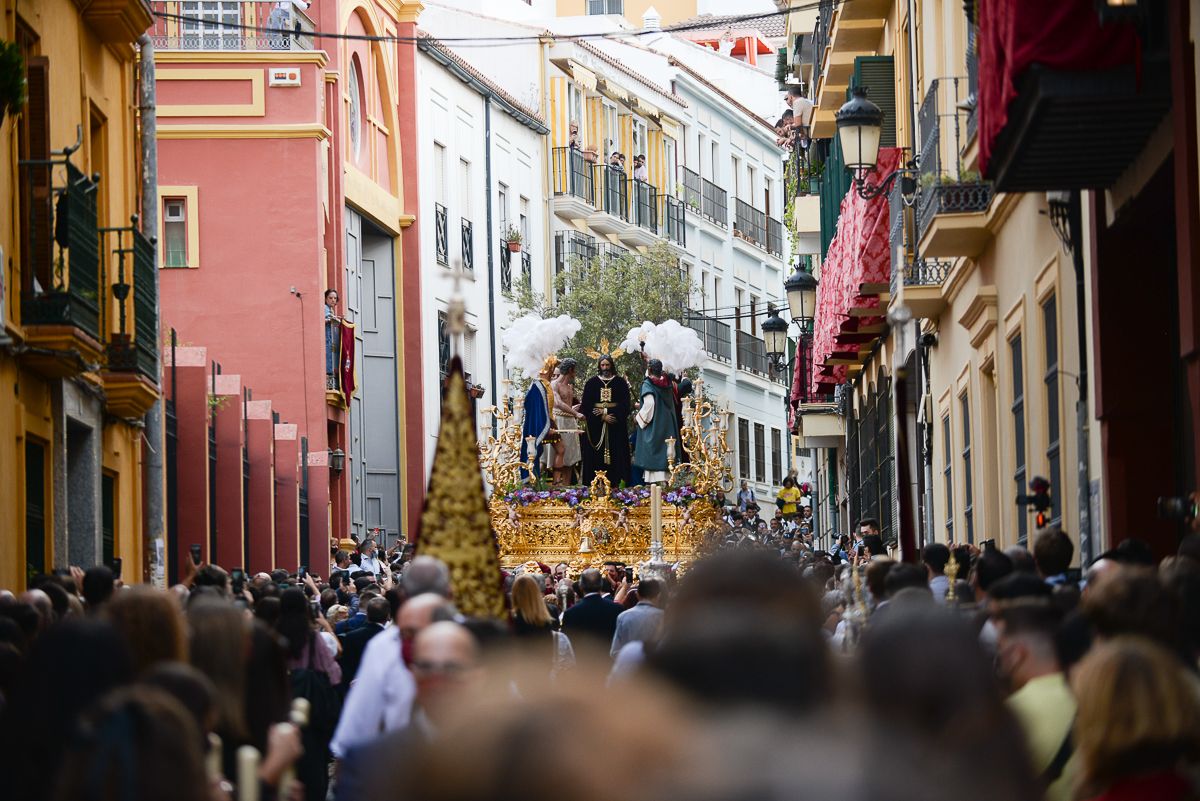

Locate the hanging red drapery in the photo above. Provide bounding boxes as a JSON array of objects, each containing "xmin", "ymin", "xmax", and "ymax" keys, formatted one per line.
[
  {"xmin": 977, "ymin": 0, "xmax": 1140, "ymax": 176},
  {"xmin": 806, "ymin": 147, "xmax": 901, "ymax": 399}
]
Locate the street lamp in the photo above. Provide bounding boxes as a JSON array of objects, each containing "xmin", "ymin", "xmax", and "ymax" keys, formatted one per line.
[
  {"xmin": 329, "ymin": 448, "xmax": 345, "ymax": 474},
  {"xmin": 836, "ymin": 86, "xmax": 917, "ymax": 203},
  {"xmin": 784, "ymin": 265, "xmax": 818, "ymax": 325},
  {"xmin": 762, "ymin": 306, "xmax": 790, "ymax": 374}
]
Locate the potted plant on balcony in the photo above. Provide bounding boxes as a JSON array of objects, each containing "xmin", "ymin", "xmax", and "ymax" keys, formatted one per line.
[
  {"xmin": 0, "ymin": 41, "xmax": 25, "ymax": 121},
  {"xmin": 504, "ymin": 226, "xmax": 523, "ymax": 253}
]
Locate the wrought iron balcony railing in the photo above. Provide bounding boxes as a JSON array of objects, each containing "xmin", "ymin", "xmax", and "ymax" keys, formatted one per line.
[
  {"xmin": 916, "ymin": 77, "xmax": 994, "ymax": 243},
  {"xmin": 891, "ymin": 256, "xmax": 954, "ymax": 298},
  {"xmin": 734, "ymin": 199, "xmax": 768, "ymax": 251},
  {"xmin": 460, "ymin": 217, "xmax": 474, "ymax": 272},
  {"xmin": 103, "ymin": 224, "xmax": 158, "ymax": 380},
  {"xmin": 552, "ymin": 147, "xmax": 596, "ymax": 206},
  {"xmin": 434, "ymin": 203, "xmax": 448, "ymax": 266},
  {"xmin": 521, "ymin": 249, "xmax": 532, "ymax": 291},
  {"xmin": 631, "ymin": 178, "xmax": 658, "ymax": 233},
  {"xmin": 766, "ymin": 216, "xmax": 784, "ymax": 257},
  {"xmin": 149, "ymin": 1, "xmax": 315, "ymax": 51},
  {"xmin": 20, "ymin": 160, "xmax": 102, "ymax": 343},
  {"xmin": 680, "ymin": 166, "xmax": 702, "ymax": 216},
  {"xmin": 701, "ymin": 176, "xmax": 728, "ymax": 227},
  {"xmin": 500, "ymin": 243, "xmax": 512, "ymax": 293},
  {"xmin": 685, "ymin": 311, "xmax": 732, "ymax": 362},
  {"xmin": 595, "ymin": 163, "xmax": 630, "ymax": 221},
  {"xmin": 663, "ymin": 195, "xmax": 686, "ymax": 247},
  {"xmin": 736, "ymin": 330, "xmax": 769, "ymax": 377}
]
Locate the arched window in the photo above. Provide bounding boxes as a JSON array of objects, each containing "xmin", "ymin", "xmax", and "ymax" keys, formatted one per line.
[{"xmin": 348, "ymin": 57, "xmax": 364, "ymax": 161}]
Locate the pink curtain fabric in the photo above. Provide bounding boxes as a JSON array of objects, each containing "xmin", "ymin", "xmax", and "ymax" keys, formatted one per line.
[
  {"xmin": 978, "ymin": 0, "xmax": 1140, "ymax": 175},
  {"xmin": 803, "ymin": 147, "xmax": 901, "ymax": 399}
]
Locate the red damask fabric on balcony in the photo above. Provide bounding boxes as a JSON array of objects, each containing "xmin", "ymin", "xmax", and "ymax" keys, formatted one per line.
[
  {"xmin": 978, "ymin": 0, "xmax": 1140, "ymax": 175},
  {"xmin": 804, "ymin": 147, "xmax": 901, "ymax": 399}
]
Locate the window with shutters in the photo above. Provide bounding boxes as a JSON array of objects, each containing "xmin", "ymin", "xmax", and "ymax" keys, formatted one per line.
[
  {"xmin": 754, "ymin": 423, "xmax": 767, "ymax": 483},
  {"xmin": 587, "ymin": 0, "xmax": 623, "ymax": 14},
  {"xmin": 18, "ymin": 50, "xmax": 51, "ymax": 296},
  {"xmin": 942, "ymin": 414, "xmax": 954, "ymax": 541},
  {"xmin": 771, "ymin": 428, "xmax": 783, "ymax": 485},
  {"xmin": 1011, "ymin": 333, "xmax": 1029, "ymax": 545},
  {"xmin": 961, "ymin": 392, "xmax": 974, "ymax": 544},
  {"xmin": 852, "ymin": 56, "xmax": 896, "ymax": 148},
  {"xmin": 1043, "ymin": 295, "xmax": 1062, "ymax": 526},
  {"xmin": 738, "ymin": 417, "xmax": 751, "ymax": 479}
]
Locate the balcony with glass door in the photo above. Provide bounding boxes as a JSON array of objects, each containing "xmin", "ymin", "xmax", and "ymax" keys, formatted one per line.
[
  {"xmin": 734, "ymin": 199, "xmax": 768, "ymax": 252},
  {"xmin": 551, "ymin": 147, "xmax": 596, "ymax": 220},
  {"xmin": 736, "ymin": 330, "xmax": 770, "ymax": 378},
  {"xmin": 700, "ymin": 176, "xmax": 728, "ymax": 227},
  {"xmin": 18, "ymin": 159, "xmax": 105, "ymax": 378},
  {"xmin": 621, "ymin": 178, "xmax": 659, "ymax": 248},
  {"xmin": 588, "ymin": 162, "xmax": 632, "ymax": 236},
  {"xmin": 662, "ymin": 195, "xmax": 686, "ymax": 248},
  {"xmin": 684, "ymin": 311, "xmax": 731, "ymax": 363},
  {"xmin": 149, "ymin": 1, "xmax": 315, "ymax": 51}
]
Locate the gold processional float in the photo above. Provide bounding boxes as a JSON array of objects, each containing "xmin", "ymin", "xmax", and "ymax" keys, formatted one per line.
[
  {"xmin": 478, "ymin": 381, "xmax": 735, "ymax": 574},
  {"xmin": 416, "ymin": 302, "xmax": 732, "ymax": 618}
]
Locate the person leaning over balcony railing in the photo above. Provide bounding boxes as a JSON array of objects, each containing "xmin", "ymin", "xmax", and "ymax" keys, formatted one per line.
[
  {"xmin": 633, "ymin": 154, "xmax": 649, "ymax": 182},
  {"xmin": 325, "ymin": 288, "xmax": 341, "ymax": 390},
  {"xmin": 787, "ymin": 85, "xmax": 814, "ymax": 150}
]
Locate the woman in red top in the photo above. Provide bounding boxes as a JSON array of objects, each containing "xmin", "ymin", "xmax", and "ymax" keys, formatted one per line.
[{"xmin": 1073, "ymin": 636, "xmax": 1200, "ymax": 801}]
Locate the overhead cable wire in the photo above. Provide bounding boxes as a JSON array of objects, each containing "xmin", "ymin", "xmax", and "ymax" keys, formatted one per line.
[{"xmin": 152, "ymin": 1, "xmax": 835, "ymax": 49}]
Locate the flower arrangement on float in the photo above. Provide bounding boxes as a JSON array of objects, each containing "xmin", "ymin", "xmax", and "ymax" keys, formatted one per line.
[{"xmin": 501, "ymin": 483, "xmax": 704, "ymax": 510}]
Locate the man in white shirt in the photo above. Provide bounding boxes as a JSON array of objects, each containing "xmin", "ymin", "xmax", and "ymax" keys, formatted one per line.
[
  {"xmin": 788, "ymin": 85, "xmax": 814, "ymax": 148},
  {"xmin": 329, "ymin": 593, "xmax": 454, "ymax": 759},
  {"xmin": 356, "ymin": 539, "xmax": 382, "ymax": 576}
]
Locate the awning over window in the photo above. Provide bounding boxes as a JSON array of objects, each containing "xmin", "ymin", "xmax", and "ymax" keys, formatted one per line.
[
  {"xmin": 978, "ymin": 0, "xmax": 1140, "ymax": 177},
  {"xmin": 805, "ymin": 147, "xmax": 901, "ymax": 399}
]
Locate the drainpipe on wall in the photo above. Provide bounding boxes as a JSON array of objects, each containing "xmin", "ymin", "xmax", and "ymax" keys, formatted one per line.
[
  {"xmin": 137, "ymin": 33, "xmax": 165, "ymax": 587},
  {"xmin": 484, "ymin": 97, "xmax": 498, "ymax": 438}
]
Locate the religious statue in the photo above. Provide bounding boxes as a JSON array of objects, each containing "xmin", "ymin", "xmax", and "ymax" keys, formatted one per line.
[
  {"xmin": 581, "ymin": 347, "xmax": 632, "ymax": 487},
  {"xmin": 545, "ymin": 358, "xmax": 585, "ymax": 486},
  {"xmin": 520, "ymin": 355, "xmax": 557, "ymax": 482},
  {"xmin": 633, "ymin": 358, "xmax": 679, "ymax": 484}
]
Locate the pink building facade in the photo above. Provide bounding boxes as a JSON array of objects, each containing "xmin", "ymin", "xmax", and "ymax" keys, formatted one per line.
[{"xmin": 150, "ymin": 0, "xmax": 426, "ymax": 574}]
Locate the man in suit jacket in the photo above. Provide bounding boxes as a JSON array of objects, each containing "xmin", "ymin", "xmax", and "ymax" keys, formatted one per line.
[
  {"xmin": 610, "ymin": 578, "xmax": 665, "ymax": 657},
  {"xmin": 562, "ymin": 568, "xmax": 624, "ymax": 651},
  {"xmin": 339, "ymin": 596, "xmax": 390, "ymax": 690}
]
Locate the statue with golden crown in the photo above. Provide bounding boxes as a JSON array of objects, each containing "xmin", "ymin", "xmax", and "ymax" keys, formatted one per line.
[{"xmin": 478, "ymin": 316, "xmax": 734, "ymax": 573}]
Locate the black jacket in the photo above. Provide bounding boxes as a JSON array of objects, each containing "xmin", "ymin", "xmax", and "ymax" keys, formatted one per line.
[
  {"xmin": 338, "ymin": 621, "xmax": 384, "ymax": 688},
  {"xmin": 562, "ymin": 593, "xmax": 623, "ymax": 647}
]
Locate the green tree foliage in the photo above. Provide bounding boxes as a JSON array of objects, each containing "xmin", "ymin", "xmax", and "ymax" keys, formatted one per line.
[{"xmin": 513, "ymin": 241, "xmax": 695, "ymax": 393}]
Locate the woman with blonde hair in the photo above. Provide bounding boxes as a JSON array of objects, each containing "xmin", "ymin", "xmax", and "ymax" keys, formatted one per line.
[
  {"xmin": 1073, "ymin": 636, "xmax": 1200, "ymax": 800},
  {"xmin": 511, "ymin": 573, "xmax": 574, "ymax": 677}
]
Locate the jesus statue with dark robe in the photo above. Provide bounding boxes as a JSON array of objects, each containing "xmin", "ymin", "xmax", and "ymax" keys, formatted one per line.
[{"xmin": 580, "ymin": 353, "xmax": 631, "ymax": 487}]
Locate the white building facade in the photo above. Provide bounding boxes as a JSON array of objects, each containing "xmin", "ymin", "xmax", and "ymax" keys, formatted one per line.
[{"xmin": 415, "ymin": 37, "xmax": 550, "ymax": 473}]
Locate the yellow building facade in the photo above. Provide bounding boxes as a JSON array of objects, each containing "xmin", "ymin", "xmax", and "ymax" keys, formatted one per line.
[
  {"xmin": 555, "ymin": 0, "xmax": 698, "ymax": 27},
  {"xmin": 0, "ymin": 0, "xmax": 159, "ymax": 590},
  {"xmin": 790, "ymin": 0, "xmax": 1100, "ymax": 560}
]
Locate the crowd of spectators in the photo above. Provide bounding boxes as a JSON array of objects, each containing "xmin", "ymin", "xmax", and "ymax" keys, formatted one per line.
[{"xmin": 2, "ymin": 522, "xmax": 1200, "ymax": 801}]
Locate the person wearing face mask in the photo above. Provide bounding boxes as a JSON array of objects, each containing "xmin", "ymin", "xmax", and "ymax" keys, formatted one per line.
[
  {"xmin": 580, "ymin": 351, "xmax": 632, "ymax": 487},
  {"xmin": 329, "ymin": 592, "xmax": 455, "ymax": 763},
  {"xmin": 993, "ymin": 598, "xmax": 1077, "ymax": 801}
]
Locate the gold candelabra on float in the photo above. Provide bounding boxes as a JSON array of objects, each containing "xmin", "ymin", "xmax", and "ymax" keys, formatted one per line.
[
  {"xmin": 664, "ymin": 382, "xmax": 735, "ymax": 496},
  {"xmin": 477, "ymin": 384, "xmax": 536, "ymax": 490}
]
